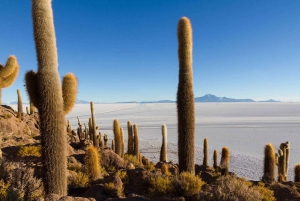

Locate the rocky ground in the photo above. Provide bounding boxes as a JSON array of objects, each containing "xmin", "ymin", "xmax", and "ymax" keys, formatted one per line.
[{"xmin": 1, "ymin": 105, "xmax": 300, "ymax": 201}]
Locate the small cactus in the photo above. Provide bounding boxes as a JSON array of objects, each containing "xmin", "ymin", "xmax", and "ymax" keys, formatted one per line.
[
  {"xmin": 294, "ymin": 164, "xmax": 300, "ymax": 182},
  {"xmin": 176, "ymin": 17, "xmax": 195, "ymax": 174},
  {"xmin": 85, "ymin": 146, "xmax": 102, "ymax": 182},
  {"xmin": 0, "ymin": 55, "xmax": 19, "ymax": 105},
  {"xmin": 220, "ymin": 147, "xmax": 230, "ymax": 176},
  {"xmin": 160, "ymin": 124, "xmax": 168, "ymax": 162},
  {"xmin": 203, "ymin": 138, "xmax": 208, "ymax": 167},
  {"xmin": 111, "ymin": 139, "xmax": 115, "ymax": 152},
  {"xmin": 262, "ymin": 143, "xmax": 276, "ymax": 183},
  {"xmin": 133, "ymin": 124, "xmax": 139, "ymax": 159},
  {"xmin": 104, "ymin": 134, "xmax": 108, "ymax": 148},
  {"xmin": 127, "ymin": 121, "xmax": 134, "ymax": 155},
  {"xmin": 17, "ymin": 89, "xmax": 23, "ymax": 119},
  {"xmin": 213, "ymin": 150, "xmax": 218, "ymax": 169}
]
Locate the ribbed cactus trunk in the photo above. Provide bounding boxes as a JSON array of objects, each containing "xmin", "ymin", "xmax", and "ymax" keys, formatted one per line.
[
  {"xmin": 203, "ymin": 138, "xmax": 208, "ymax": 167},
  {"xmin": 89, "ymin": 118, "xmax": 92, "ymax": 140},
  {"xmin": 262, "ymin": 143, "xmax": 276, "ymax": 183},
  {"xmin": 176, "ymin": 17, "xmax": 195, "ymax": 174},
  {"xmin": 17, "ymin": 89, "xmax": 23, "ymax": 119},
  {"xmin": 31, "ymin": 0, "xmax": 67, "ymax": 195},
  {"xmin": 160, "ymin": 124, "xmax": 168, "ymax": 162},
  {"xmin": 133, "ymin": 124, "xmax": 139, "ymax": 159},
  {"xmin": 220, "ymin": 147, "xmax": 230, "ymax": 176},
  {"xmin": 127, "ymin": 121, "xmax": 134, "ymax": 155},
  {"xmin": 120, "ymin": 127, "xmax": 124, "ymax": 158},
  {"xmin": 113, "ymin": 119, "xmax": 122, "ymax": 156},
  {"xmin": 213, "ymin": 150, "xmax": 218, "ymax": 169},
  {"xmin": 90, "ymin": 101, "xmax": 99, "ymax": 148}
]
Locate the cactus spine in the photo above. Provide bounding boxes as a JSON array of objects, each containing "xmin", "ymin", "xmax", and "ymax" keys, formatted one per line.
[
  {"xmin": 133, "ymin": 124, "xmax": 139, "ymax": 159},
  {"xmin": 127, "ymin": 121, "xmax": 134, "ymax": 155},
  {"xmin": 294, "ymin": 164, "xmax": 300, "ymax": 182},
  {"xmin": 85, "ymin": 146, "xmax": 102, "ymax": 181},
  {"xmin": 160, "ymin": 124, "xmax": 168, "ymax": 162},
  {"xmin": 90, "ymin": 101, "xmax": 99, "ymax": 148},
  {"xmin": 24, "ymin": 0, "xmax": 77, "ymax": 195},
  {"xmin": 176, "ymin": 17, "xmax": 195, "ymax": 174},
  {"xmin": 262, "ymin": 143, "xmax": 276, "ymax": 183},
  {"xmin": 213, "ymin": 150, "xmax": 218, "ymax": 169},
  {"xmin": 17, "ymin": 89, "xmax": 23, "ymax": 119},
  {"xmin": 113, "ymin": 119, "xmax": 122, "ymax": 156},
  {"xmin": 203, "ymin": 138, "xmax": 208, "ymax": 167},
  {"xmin": 0, "ymin": 55, "xmax": 19, "ymax": 105}
]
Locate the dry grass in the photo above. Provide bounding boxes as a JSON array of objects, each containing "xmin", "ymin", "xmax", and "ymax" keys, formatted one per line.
[
  {"xmin": 68, "ymin": 171, "xmax": 89, "ymax": 188},
  {"xmin": 149, "ymin": 175, "xmax": 173, "ymax": 197},
  {"xmin": 124, "ymin": 154, "xmax": 142, "ymax": 167},
  {"xmin": 16, "ymin": 145, "xmax": 41, "ymax": 157},
  {"xmin": 173, "ymin": 172, "xmax": 205, "ymax": 197},
  {"xmin": 103, "ymin": 181, "xmax": 124, "ymax": 198}
]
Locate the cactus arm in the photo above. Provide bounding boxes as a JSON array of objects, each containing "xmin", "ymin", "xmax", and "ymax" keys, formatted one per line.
[
  {"xmin": 62, "ymin": 73, "xmax": 77, "ymax": 114},
  {"xmin": 0, "ymin": 55, "xmax": 19, "ymax": 77},
  {"xmin": 2, "ymin": 62, "xmax": 19, "ymax": 88},
  {"xmin": 25, "ymin": 70, "xmax": 39, "ymax": 108}
]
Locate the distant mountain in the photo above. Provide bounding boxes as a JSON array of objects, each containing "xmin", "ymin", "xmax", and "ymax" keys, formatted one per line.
[
  {"xmin": 74, "ymin": 94, "xmax": 280, "ymax": 104},
  {"xmin": 195, "ymin": 94, "xmax": 255, "ymax": 102}
]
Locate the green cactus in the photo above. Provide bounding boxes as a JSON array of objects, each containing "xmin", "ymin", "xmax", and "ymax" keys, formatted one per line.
[
  {"xmin": 85, "ymin": 146, "xmax": 102, "ymax": 182},
  {"xmin": 133, "ymin": 124, "xmax": 139, "ymax": 159},
  {"xmin": 176, "ymin": 17, "xmax": 195, "ymax": 174},
  {"xmin": 17, "ymin": 89, "xmax": 23, "ymax": 119},
  {"xmin": 127, "ymin": 121, "xmax": 134, "ymax": 155},
  {"xmin": 213, "ymin": 150, "xmax": 218, "ymax": 170},
  {"xmin": 90, "ymin": 101, "xmax": 99, "ymax": 148},
  {"xmin": 294, "ymin": 164, "xmax": 300, "ymax": 182},
  {"xmin": 113, "ymin": 119, "xmax": 122, "ymax": 156},
  {"xmin": 160, "ymin": 124, "xmax": 168, "ymax": 162},
  {"xmin": 23, "ymin": 0, "xmax": 77, "ymax": 195},
  {"xmin": 0, "ymin": 55, "xmax": 19, "ymax": 105},
  {"xmin": 262, "ymin": 143, "xmax": 276, "ymax": 183},
  {"xmin": 203, "ymin": 138, "xmax": 208, "ymax": 167}
]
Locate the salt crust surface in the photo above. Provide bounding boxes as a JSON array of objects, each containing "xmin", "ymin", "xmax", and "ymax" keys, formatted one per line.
[{"xmin": 12, "ymin": 102, "xmax": 300, "ymax": 181}]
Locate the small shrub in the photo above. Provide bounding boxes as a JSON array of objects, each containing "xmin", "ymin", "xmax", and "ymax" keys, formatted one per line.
[
  {"xmin": 0, "ymin": 114, "xmax": 12, "ymax": 119},
  {"xmin": 0, "ymin": 179, "xmax": 10, "ymax": 200},
  {"xmin": 149, "ymin": 175, "xmax": 173, "ymax": 197},
  {"xmin": 115, "ymin": 170, "xmax": 128, "ymax": 184},
  {"xmin": 17, "ymin": 145, "xmax": 41, "ymax": 157},
  {"xmin": 253, "ymin": 182, "xmax": 276, "ymax": 201},
  {"xmin": 68, "ymin": 162, "xmax": 83, "ymax": 172},
  {"xmin": 124, "ymin": 154, "xmax": 142, "ymax": 166},
  {"xmin": 144, "ymin": 162, "xmax": 155, "ymax": 172},
  {"xmin": 68, "ymin": 171, "xmax": 89, "ymax": 188},
  {"xmin": 173, "ymin": 172, "xmax": 205, "ymax": 197},
  {"xmin": 103, "ymin": 181, "xmax": 124, "ymax": 198}
]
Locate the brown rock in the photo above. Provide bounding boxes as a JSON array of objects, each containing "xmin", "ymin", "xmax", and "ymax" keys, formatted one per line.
[{"xmin": 100, "ymin": 149, "xmax": 127, "ymax": 169}]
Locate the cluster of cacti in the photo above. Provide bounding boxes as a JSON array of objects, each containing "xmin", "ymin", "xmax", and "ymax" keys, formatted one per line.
[
  {"xmin": 84, "ymin": 146, "xmax": 102, "ymax": 181},
  {"xmin": 220, "ymin": 147, "xmax": 230, "ymax": 176},
  {"xmin": 262, "ymin": 143, "xmax": 276, "ymax": 183},
  {"xmin": 203, "ymin": 138, "xmax": 208, "ymax": 167},
  {"xmin": 127, "ymin": 121, "xmax": 134, "ymax": 155},
  {"xmin": 17, "ymin": 89, "xmax": 23, "ymax": 119},
  {"xmin": 275, "ymin": 141, "xmax": 290, "ymax": 182},
  {"xmin": 160, "ymin": 124, "xmax": 168, "ymax": 162},
  {"xmin": 133, "ymin": 124, "xmax": 139, "ymax": 159},
  {"xmin": 176, "ymin": 17, "xmax": 195, "ymax": 174},
  {"xmin": 0, "ymin": 55, "xmax": 19, "ymax": 105},
  {"xmin": 24, "ymin": 0, "xmax": 78, "ymax": 195}
]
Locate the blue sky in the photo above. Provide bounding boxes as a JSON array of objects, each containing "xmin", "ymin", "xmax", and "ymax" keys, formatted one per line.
[{"xmin": 1, "ymin": 0, "xmax": 300, "ymax": 103}]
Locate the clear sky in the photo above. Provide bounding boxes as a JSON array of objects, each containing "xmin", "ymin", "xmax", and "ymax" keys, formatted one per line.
[{"xmin": 1, "ymin": 0, "xmax": 300, "ymax": 103}]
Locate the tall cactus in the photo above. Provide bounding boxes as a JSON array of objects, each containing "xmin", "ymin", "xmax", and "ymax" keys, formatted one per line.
[
  {"xmin": 262, "ymin": 143, "xmax": 276, "ymax": 183},
  {"xmin": 90, "ymin": 101, "xmax": 99, "ymax": 148},
  {"xmin": 24, "ymin": 0, "xmax": 77, "ymax": 195},
  {"xmin": 160, "ymin": 124, "xmax": 168, "ymax": 162},
  {"xmin": 213, "ymin": 150, "xmax": 218, "ymax": 169},
  {"xmin": 127, "ymin": 121, "xmax": 134, "ymax": 155},
  {"xmin": 17, "ymin": 89, "xmax": 23, "ymax": 119},
  {"xmin": 120, "ymin": 127, "xmax": 124, "ymax": 158},
  {"xmin": 113, "ymin": 119, "xmax": 122, "ymax": 156},
  {"xmin": 133, "ymin": 124, "xmax": 139, "ymax": 159},
  {"xmin": 0, "ymin": 55, "xmax": 19, "ymax": 105},
  {"xmin": 203, "ymin": 138, "xmax": 208, "ymax": 167},
  {"xmin": 176, "ymin": 17, "xmax": 195, "ymax": 174},
  {"xmin": 220, "ymin": 147, "xmax": 230, "ymax": 175}
]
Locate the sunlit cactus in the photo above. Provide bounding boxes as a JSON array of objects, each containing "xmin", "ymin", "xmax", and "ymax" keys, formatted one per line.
[
  {"xmin": 262, "ymin": 143, "xmax": 276, "ymax": 183},
  {"xmin": 160, "ymin": 124, "xmax": 168, "ymax": 162},
  {"xmin": 133, "ymin": 124, "xmax": 139, "ymax": 159},
  {"xmin": 113, "ymin": 119, "xmax": 122, "ymax": 156},
  {"xmin": 0, "ymin": 55, "xmax": 19, "ymax": 105},
  {"xmin": 62, "ymin": 73, "xmax": 77, "ymax": 114},
  {"xmin": 85, "ymin": 146, "xmax": 102, "ymax": 182},
  {"xmin": 203, "ymin": 138, "xmax": 208, "ymax": 167},
  {"xmin": 220, "ymin": 147, "xmax": 230, "ymax": 176},
  {"xmin": 176, "ymin": 17, "xmax": 195, "ymax": 174},
  {"xmin": 17, "ymin": 89, "xmax": 23, "ymax": 119},
  {"xmin": 127, "ymin": 121, "xmax": 134, "ymax": 155}
]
